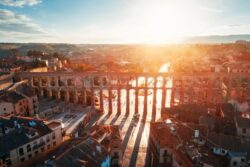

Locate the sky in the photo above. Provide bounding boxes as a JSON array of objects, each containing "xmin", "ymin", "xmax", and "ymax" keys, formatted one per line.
[{"xmin": 0, "ymin": 0, "xmax": 250, "ymax": 43}]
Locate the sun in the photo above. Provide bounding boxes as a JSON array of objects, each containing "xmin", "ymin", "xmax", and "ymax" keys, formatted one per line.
[{"xmin": 126, "ymin": 0, "xmax": 207, "ymax": 43}]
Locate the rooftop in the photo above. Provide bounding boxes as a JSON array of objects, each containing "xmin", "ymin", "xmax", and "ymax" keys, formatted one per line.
[
  {"xmin": 150, "ymin": 120, "xmax": 226, "ymax": 167},
  {"xmin": 173, "ymin": 149, "xmax": 195, "ymax": 167},
  {"xmin": 206, "ymin": 132, "xmax": 249, "ymax": 152},
  {"xmin": 0, "ymin": 91, "xmax": 25, "ymax": 103},
  {"xmin": 46, "ymin": 121, "xmax": 62, "ymax": 130},
  {"xmin": 89, "ymin": 124, "xmax": 122, "ymax": 152},
  {"xmin": 0, "ymin": 72, "xmax": 11, "ymax": 77},
  {"xmin": 0, "ymin": 116, "xmax": 52, "ymax": 157},
  {"xmin": 55, "ymin": 137, "xmax": 109, "ymax": 167},
  {"xmin": 150, "ymin": 121, "xmax": 179, "ymax": 147},
  {"xmin": 90, "ymin": 124, "xmax": 122, "ymax": 141},
  {"xmin": 235, "ymin": 116, "xmax": 250, "ymax": 128},
  {"xmin": 16, "ymin": 85, "xmax": 37, "ymax": 97}
]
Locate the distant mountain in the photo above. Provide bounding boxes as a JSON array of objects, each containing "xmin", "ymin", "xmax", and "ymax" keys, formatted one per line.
[
  {"xmin": 184, "ymin": 34, "xmax": 250, "ymax": 44},
  {"xmin": 1, "ymin": 35, "xmax": 250, "ymax": 58},
  {"xmin": 0, "ymin": 43, "xmax": 82, "ymax": 57},
  {"xmin": 0, "ymin": 43, "xmax": 136, "ymax": 58}
]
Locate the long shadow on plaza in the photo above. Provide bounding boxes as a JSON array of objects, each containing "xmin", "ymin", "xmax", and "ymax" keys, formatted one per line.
[
  {"xmin": 119, "ymin": 114, "xmax": 129, "ymax": 130},
  {"xmin": 128, "ymin": 121, "xmax": 146, "ymax": 167},
  {"xmin": 128, "ymin": 105, "xmax": 148, "ymax": 167},
  {"xmin": 109, "ymin": 113, "xmax": 121, "ymax": 125},
  {"xmin": 144, "ymin": 137, "xmax": 151, "ymax": 167},
  {"xmin": 98, "ymin": 113, "xmax": 111, "ymax": 125},
  {"xmin": 122, "ymin": 118, "xmax": 135, "ymax": 155},
  {"xmin": 150, "ymin": 108, "xmax": 156, "ymax": 122},
  {"xmin": 85, "ymin": 114, "xmax": 100, "ymax": 129}
]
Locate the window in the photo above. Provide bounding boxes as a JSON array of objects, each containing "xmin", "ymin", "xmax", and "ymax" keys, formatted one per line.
[
  {"xmin": 52, "ymin": 132, "xmax": 55, "ymax": 139},
  {"xmin": 46, "ymin": 136, "xmax": 50, "ymax": 142},
  {"xmin": 6, "ymin": 159, "xmax": 12, "ymax": 166},
  {"xmin": 28, "ymin": 154, "xmax": 32, "ymax": 159},
  {"xmin": 53, "ymin": 141, "xmax": 56, "ymax": 146},
  {"xmin": 20, "ymin": 158, "xmax": 25, "ymax": 162},
  {"xmin": 19, "ymin": 148, "xmax": 24, "ymax": 156},
  {"xmin": 164, "ymin": 150, "xmax": 168, "ymax": 156},
  {"xmin": 114, "ymin": 152, "xmax": 119, "ymax": 157},
  {"xmin": 30, "ymin": 132, "xmax": 36, "ymax": 137},
  {"xmin": 33, "ymin": 141, "xmax": 37, "ymax": 149},
  {"xmin": 35, "ymin": 151, "xmax": 39, "ymax": 155},
  {"xmin": 47, "ymin": 144, "xmax": 51, "ymax": 149},
  {"xmin": 243, "ymin": 128, "xmax": 246, "ymax": 134},
  {"xmin": 3, "ymin": 108, "xmax": 6, "ymax": 111},
  {"xmin": 27, "ymin": 145, "xmax": 31, "ymax": 152},
  {"xmin": 41, "ymin": 147, "xmax": 45, "ymax": 152},
  {"xmin": 233, "ymin": 161, "xmax": 237, "ymax": 166},
  {"xmin": 40, "ymin": 138, "xmax": 44, "ymax": 144},
  {"xmin": 112, "ymin": 159, "xmax": 119, "ymax": 165}
]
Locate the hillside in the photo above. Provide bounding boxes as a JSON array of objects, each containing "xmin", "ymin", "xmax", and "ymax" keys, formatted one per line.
[{"xmin": 0, "ymin": 43, "xmax": 82, "ymax": 57}]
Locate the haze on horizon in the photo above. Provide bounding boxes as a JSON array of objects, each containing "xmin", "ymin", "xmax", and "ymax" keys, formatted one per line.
[{"xmin": 0, "ymin": 0, "xmax": 250, "ymax": 44}]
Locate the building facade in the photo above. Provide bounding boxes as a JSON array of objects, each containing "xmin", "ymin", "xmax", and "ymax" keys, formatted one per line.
[
  {"xmin": 0, "ymin": 92, "xmax": 29, "ymax": 116},
  {"xmin": 0, "ymin": 116, "xmax": 63, "ymax": 167}
]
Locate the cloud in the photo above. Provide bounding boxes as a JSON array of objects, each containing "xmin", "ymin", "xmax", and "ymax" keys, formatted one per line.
[
  {"xmin": 0, "ymin": 9, "xmax": 44, "ymax": 34},
  {"xmin": 0, "ymin": 9, "xmax": 57, "ymax": 42},
  {"xmin": 0, "ymin": 0, "xmax": 41, "ymax": 7}
]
